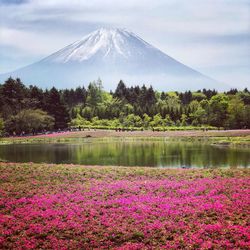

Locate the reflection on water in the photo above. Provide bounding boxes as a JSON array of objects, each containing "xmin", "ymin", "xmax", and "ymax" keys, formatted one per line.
[{"xmin": 0, "ymin": 139, "xmax": 249, "ymax": 168}]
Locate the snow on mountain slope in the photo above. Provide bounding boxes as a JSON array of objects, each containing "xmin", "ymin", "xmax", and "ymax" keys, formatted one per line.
[
  {"xmin": 0, "ymin": 28, "xmax": 228, "ymax": 91},
  {"xmin": 44, "ymin": 28, "xmax": 145, "ymax": 62},
  {"xmin": 43, "ymin": 28, "xmax": 175, "ymax": 66}
]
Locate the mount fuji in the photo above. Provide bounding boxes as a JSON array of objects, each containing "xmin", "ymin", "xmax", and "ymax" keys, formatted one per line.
[{"xmin": 0, "ymin": 28, "xmax": 227, "ymax": 91}]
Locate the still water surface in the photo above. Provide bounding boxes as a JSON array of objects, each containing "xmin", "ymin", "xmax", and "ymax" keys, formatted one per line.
[{"xmin": 0, "ymin": 139, "xmax": 249, "ymax": 168}]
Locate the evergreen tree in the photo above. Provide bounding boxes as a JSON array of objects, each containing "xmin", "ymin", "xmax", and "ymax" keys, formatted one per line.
[
  {"xmin": 0, "ymin": 78, "xmax": 28, "ymax": 118},
  {"xmin": 114, "ymin": 80, "xmax": 127, "ymax": 100},
  {"xmin": 45, "ymin": 87, "xmax": 70, "ymax": 129}
]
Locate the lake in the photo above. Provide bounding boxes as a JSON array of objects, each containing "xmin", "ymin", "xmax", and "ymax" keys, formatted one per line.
[{"xmin": 0, "ymin": 138, "xmax": 249, "ymax": 168}]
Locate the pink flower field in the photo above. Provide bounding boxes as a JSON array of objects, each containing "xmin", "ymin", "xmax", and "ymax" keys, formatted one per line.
[{"xmin": 0, "ymin": 163, "xmax": 249, "ymax": 249}]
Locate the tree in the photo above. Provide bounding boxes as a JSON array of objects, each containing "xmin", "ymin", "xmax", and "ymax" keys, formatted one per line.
[
  {"xmin": 202, "ymin": 89, "xmax": 217, "ymax": 99},
  {"xmin": 143, "ymin": 114, "xmax": 151, "ymax": 128},
  {"xmin": 226, "ymin": 96, "xmax": 245, "ymax": 129},
  {"xmin": 44, "ymin": 87, "xmax": 70, "ymax": 129},
  {"xmin": 29, "ymin": 85, "xmax": 44, "ymax": 109},
  {"xmin": 5, "ymin": 109, "xmax": 54, "ymax": 135},
  {"xmin": 75, "ymin": 86, "xmax": 87, "ymax": 104},
  {"xmin": 102, "ymin": 96, "xmax": 123, "ymax": 119},
  {"xmin": 180, "ymin": 114, "xmax": 188, "ymax": 126},
  {"xmin": 0, "ymin": 78, "xmax": 28, "ymax": 118},
  {"xmin": 123, "ymin": 114, "xmax": 142, "ymax": 127},
  {"xmin": 146, "ymin": 86, "xmax": 157, "ymax": 108},
  {"xmin": 189, "ymin": 100, "xmax": 200, "ymax": 113},
  {"xmin": 114, "ymin": 80, "xmax": 127, "ymax": 100},
  {"xmin": 237, "ymin": 91, "xmax": 250, "ymax": 105},
  {"xmin": 208, "ymin": 94, "xmax": 229, "ymax": 127},
  {"xmin": 190, "ymin": 106, "xmax": 207, "ymax": 125},
  {"xmin": 164, "ymin": 115, "xmax": 174, "ymax": 126},
  {"xmin": 70, "ymin": 114, "xmax": 91, "ymax": 127},
  {"xmin": 86, "ymin": 80, "xmax": 103, "ymax": 107},
  {"xmin": 81, "ymin": 107, "xmax": 93, "ymax": 120},
  {"xmin": 192, "ymin": 92, "xmax": 206, "ymax": 102},
  {"xmin": 122, "ymin": 103, "xmax": 134, "ymax": 116},
  {"xmin": 179, "ymin": 91, "xmax": 192, "ymax": 105},
  {"xmin": 243, "ymin": 105, "xmax": 250, "ymax": 128},
  {"xmin": 0, "ymin": 118, "xmax": 4, "ymax": 136},
  {"xmin": 160, "ymin": 92, "xmax": 167, "ymax": 100},
  {"xmin": 150, "ymin": 114, "xmax": 164, "ymax": 127}
]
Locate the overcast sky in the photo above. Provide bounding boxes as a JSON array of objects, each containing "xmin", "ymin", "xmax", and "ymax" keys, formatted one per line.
[{"xmin": 0, "ymin": 0, "xmax": 249, "ymax": 88}]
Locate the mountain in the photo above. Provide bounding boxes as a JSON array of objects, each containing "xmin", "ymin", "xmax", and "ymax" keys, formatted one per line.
[{"xmin": 0, "ymin": 28, "xmax": 228, "ymax": 91}]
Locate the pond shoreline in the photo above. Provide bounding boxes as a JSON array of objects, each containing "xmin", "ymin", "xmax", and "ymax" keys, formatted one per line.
[
  {"xmin": 1, "ymin": 129, "xmax": 250, "ymax": 147},
  {"xmin": 2, "ymin": 129, "xmax": 250, "ymax": 139},
  {"xmin": 0, "ymin": 162, "xmax": 248, "ymax": 169}
]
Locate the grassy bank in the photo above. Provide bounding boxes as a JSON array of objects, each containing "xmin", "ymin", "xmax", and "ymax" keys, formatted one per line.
[
  {"xmin": 0, "ymin": 163, "xmax": 249, "ymax": 249},
  {"xmin": 0, "ymin": 129, "xmax": 250, "ymax": 146}
]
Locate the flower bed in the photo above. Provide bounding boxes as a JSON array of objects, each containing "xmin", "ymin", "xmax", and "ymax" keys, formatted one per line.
[{"xmin": 0, "ymin": 163, "xmax": 249, "ymax": 249}]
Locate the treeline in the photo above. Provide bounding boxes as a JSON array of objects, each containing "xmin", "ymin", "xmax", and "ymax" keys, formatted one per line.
[
  {"xmin": 0, "ymin": 78, "xmax": 70, "ymax": 135},
  {"xmin": 0, "ymin": 77, "xmax": 249, "ymax": 135}
]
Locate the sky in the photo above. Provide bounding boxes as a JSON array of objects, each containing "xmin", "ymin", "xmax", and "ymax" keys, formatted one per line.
[{"xmin": 0, "ymin": 0, "xmax": 249, "ymax": 88}]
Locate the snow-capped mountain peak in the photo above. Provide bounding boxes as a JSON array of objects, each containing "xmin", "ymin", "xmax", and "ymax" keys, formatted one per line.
[
  {"xmin": 44, "ymin": 28, "xmax": 154, "ymax": 63},
  {"xmin": 0, "ymin": 27, "xmax": 228, "ymax": 91}
]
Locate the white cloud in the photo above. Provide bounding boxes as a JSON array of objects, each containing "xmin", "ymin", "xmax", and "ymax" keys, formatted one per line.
[{"xmin": 0, "ymin": 27, "xmax": 76, "ymax": 54}]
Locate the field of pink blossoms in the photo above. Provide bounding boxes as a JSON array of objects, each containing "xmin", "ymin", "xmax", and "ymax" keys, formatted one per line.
[{"xmin": 0, "ymin": 163, "xmax": 249, "ymax": 249}]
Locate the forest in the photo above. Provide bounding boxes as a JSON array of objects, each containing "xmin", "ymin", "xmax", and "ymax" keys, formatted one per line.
[{"xmin": 0, "ymin": 77, "xmax": 249, "ymax": 136}]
